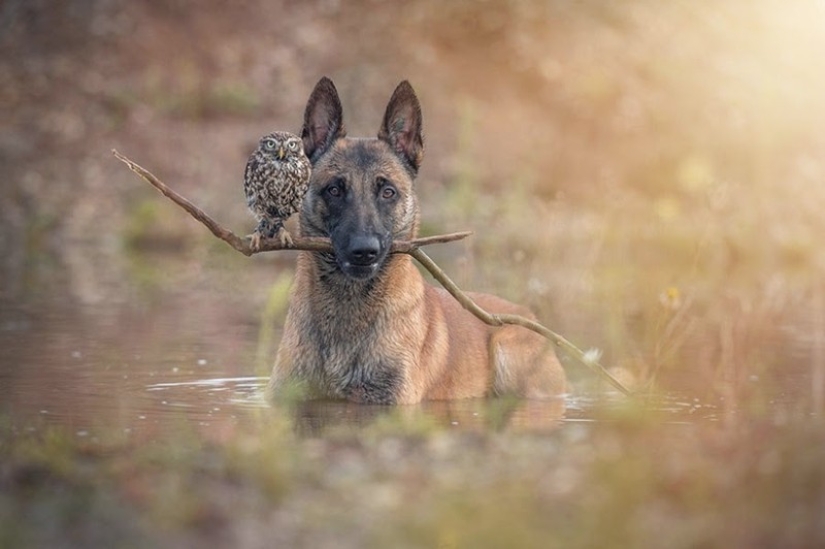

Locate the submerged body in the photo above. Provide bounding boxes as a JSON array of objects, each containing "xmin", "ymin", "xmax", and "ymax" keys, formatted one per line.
[{"xmin": 266, "ymin": 78, "xmax": 566, "ymax": 405}]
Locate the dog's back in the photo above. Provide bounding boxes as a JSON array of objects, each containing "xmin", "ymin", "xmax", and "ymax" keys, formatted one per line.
[{"xmin": 266, "ymin": 77, "xmax": 566, "ymax": 404}]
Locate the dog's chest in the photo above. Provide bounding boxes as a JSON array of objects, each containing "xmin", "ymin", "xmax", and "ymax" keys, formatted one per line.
[{"xmin": 305, "ymin": 319, "xmax": 403, "ymax": 404}]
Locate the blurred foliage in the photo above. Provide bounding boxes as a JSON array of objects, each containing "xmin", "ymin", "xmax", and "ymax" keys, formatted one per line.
[
  {"xmin": 254, "ymin": 273, "xmax": 293, "ymax": 376},
  {"xmin": 2, "ymin": 1, "xmax": 825, "ymax": 545},
  {"xmin": 2, "ymin": 410, "xmax": 825, "ymax": 548},
  {"xmin": 122, "ymin": 199, "xmax": 191, "ymax": 252}
]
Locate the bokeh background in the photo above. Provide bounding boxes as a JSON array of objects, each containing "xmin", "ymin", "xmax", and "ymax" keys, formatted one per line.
[
  {"xmin": 3, "ymin": 0, "xmax": 825, "ymax": 410},
  {"xmin": 4, "ymin": 2, "xmax": 825, "ymax": 548}
]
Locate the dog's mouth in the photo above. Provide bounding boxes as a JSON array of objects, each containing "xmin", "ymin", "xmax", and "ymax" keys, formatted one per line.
[
  {"xmin": 338, "ymin": 260, "xmax": 380, "ymax": 280},
  {"xmin": 331, "ymin": 234, "xmax": 390, "ymax": 281},
  {"xmin": 317, "ymin": 251, "xmax": 382, "ymax": 280}
]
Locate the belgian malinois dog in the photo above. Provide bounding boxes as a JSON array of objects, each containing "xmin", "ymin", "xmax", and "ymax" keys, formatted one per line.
[{"xmin": 266, "ymin": 77, "xmax": 567, "ymax": 404}]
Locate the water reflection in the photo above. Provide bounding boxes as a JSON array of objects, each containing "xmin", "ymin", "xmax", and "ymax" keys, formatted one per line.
[
  {"xmin": 0, "ymin": 243, "xmax": 818, "ymax": 444},
  {"xmin": 27, "ymin": 363, "xmax": 724, "ymax": 440},
  {"xmin": 286, "ymin": 396, "xmax": 568, "ymax": 435},
  {"xmin": 0, "ymin": 290, "xmax": 743, "ymax": 441},
  {"xmin": 146, "ymin": 376, "xmax": 266, "ymax": 408},
  {"xmin": 134, "ymin": 376, "xmax": 728, "ymax": 435},
  {"xmin": 143, "ymin": 376, "xmax": 567, "ymax": 433}
]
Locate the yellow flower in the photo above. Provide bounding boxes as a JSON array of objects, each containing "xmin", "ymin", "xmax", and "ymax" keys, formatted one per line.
[{"xmin": 659, "ymin": 286, "xmax": 682, "ymax": 310}]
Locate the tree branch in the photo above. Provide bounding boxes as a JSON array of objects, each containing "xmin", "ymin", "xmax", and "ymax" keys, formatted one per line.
[
  {"xmin": 113, "ymin": 149, "xmax": 631, "ymax": 395},
  {"xmin": 410, "ymin": 249, "xmax": 631, "ymax": 395},
  {"xmin": 112, "ymin": 149, "xmax": 470, "ymax": 256}
]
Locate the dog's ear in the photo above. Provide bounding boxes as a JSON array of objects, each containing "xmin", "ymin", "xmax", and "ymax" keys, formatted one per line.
[
  {"xmin": 302, "ymin": 77, "xmax": 346, "ymax": 162},
  {"xmin": 378, "ymin": 81, "xmax": 424, "ymax": 174}
]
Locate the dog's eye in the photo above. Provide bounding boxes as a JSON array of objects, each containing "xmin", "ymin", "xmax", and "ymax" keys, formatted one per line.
[
  {"xmin": 377, "ymin": 177, "xmax": 397, "ymax": 200},
  {"xmin": 326, "ymin": 185, "xmax": 342, "ymax": 198}
]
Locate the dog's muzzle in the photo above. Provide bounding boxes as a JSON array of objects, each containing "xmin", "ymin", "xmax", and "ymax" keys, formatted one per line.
[{"xmin": 339, "ymin": 235, "xmax": 384, "ymax": 280}]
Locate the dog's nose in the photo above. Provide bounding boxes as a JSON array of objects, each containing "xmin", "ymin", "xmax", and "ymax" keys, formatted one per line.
[{"xmin": 348, "ymin": 236, "xmax": 380, "ymax": 265}]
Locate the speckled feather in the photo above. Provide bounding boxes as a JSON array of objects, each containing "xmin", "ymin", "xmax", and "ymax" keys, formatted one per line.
[{"xmin": 243, "ymin": 131, "xmax": 311, "ymax": 246}]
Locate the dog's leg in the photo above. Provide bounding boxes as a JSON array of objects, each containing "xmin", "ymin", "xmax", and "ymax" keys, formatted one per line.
[{"xmin": 490, "ymin": 325, "xmax": 567, "ymax": 398}]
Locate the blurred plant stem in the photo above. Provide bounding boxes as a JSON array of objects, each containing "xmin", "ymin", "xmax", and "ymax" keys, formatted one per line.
[
  {"xmin": 813, "ymin": 283, "xmax": 824, "ymax": 414},
  {"xmin": 255, "ymin": 274, "xmax": 292, "ymax": 377}
]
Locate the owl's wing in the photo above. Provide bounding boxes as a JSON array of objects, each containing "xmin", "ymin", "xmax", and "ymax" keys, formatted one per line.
[
  {"xmin": 243, "ymin": 154, "xmax": 259, "ymax": 188},
  {"xmin": 299, "ymin": 157, "xmax": 312, "ymax": 183}
]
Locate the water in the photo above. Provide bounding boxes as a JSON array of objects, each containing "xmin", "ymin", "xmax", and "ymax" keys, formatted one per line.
[
  {"xmin": 2, "ymin": 247, "xmax": 822, "ymax": 549},
  {"xmin": 0, "ymin": 241, "xmax": 818, "ymax": 443},
  {"xmin": 0, "ymin": 291, "xmax": 726, "ymax": 441},
  {"xmin": 1, "ymin": 303, "xmax": 250, "ymax": 437}
]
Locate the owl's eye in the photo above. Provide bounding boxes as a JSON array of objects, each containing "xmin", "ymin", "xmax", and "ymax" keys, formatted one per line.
[
  {"xmin": 288, "ymin": 140, "xmax": 300, "ymax": 152},
  {"xmin": 264, "ymin": 139, "xmax": 277, "ymax": 150}
]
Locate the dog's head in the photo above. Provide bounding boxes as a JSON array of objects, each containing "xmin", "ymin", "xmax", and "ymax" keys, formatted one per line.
[{"xmin": 298, "ymin": 77, "xmax": 424, "ymax": 281}]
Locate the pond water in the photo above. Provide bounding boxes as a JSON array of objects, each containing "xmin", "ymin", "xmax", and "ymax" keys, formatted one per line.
[
  {"xmin": 3, "ymin": 239, "xmax": 821, "ymax": 446},
  {"xmin": 0, "ymin": 275, "xmax": 728, "ymax": 442},
  {"xmin": 3, "ymin": 245, "xmax": 824, "ymax": 548}
]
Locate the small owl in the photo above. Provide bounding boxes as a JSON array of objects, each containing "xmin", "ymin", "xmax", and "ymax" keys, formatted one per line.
[{"xmin": 243, "ymin": 131, "xmax": 311, "ymax": 250}]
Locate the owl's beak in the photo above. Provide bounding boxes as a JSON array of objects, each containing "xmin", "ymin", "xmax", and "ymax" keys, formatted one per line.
[{"xmin": 277, "ymin": 147, "xmax": 285, "ymax": 160}]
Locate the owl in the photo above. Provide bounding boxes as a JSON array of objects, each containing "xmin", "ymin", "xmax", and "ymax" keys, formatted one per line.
[{"xmin": 243, "ymin": 131, "xmax": 311, "ymax": 250}]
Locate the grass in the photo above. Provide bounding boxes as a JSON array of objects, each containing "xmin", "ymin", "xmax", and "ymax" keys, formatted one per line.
[
  {"xmin": 122, "ymin": 198, "xmax": 194, "ymax": 252},
  {"xmin": 253, "ymin": 274, "xmax": 293, "ymax": 377},
  {"xmin": 2, "ymin": 407, "xmax": 824, "ymax": 548}
]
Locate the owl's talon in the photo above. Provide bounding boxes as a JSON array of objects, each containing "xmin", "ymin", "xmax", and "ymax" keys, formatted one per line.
[
  {"xmin": 249, "ymin": 231, "xmax": 263, "ymax": 252},
  {"xmin": 276, "ymin": 227, "xmax": 294, "ymax": 248}
]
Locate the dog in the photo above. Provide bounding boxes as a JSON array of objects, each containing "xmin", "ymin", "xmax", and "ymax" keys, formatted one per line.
[{"xmin": 265, "ymin": 77, "xmax": 567, "ymax": 405}]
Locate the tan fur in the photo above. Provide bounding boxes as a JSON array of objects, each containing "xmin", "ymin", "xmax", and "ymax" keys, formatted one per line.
[
  {"xmin": 266, "ymin": 78, "xmax": 566, "ymax": 404},
  {"xmin": 269, "ymin": 252, "xmax": 566, "ymax": 404}
]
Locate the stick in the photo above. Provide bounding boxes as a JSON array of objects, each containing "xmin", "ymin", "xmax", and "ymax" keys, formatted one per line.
[
  {"xmin": 112, "ymin": 149, "xmax": 471, "ymax": 256},
  {"xmin": 411, "ymin": 249, "xmax": 630, "ymax": 395},
  {"xmin": 113, "ymin": 150, "xmax": 631, "ymax": 394}
]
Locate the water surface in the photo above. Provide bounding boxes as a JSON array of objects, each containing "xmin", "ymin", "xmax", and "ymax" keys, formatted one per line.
[{"xmin": 1, "ymin": 285, "xmax": 731, "ymax": 441}]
